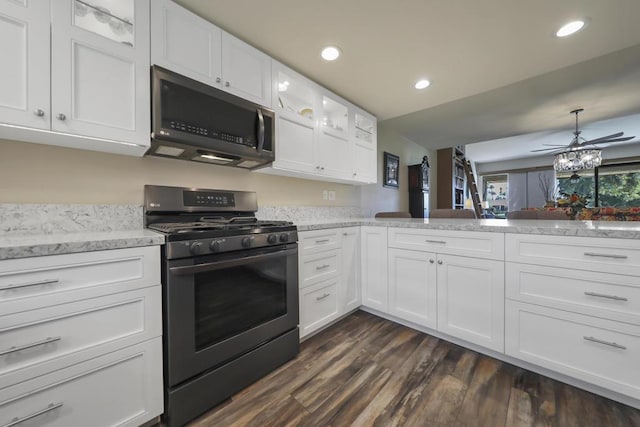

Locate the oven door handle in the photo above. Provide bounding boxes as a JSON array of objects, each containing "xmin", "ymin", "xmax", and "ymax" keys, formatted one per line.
[{"xmin": 169, "ymin": 248, "xmax": 297, "ymax": 275}]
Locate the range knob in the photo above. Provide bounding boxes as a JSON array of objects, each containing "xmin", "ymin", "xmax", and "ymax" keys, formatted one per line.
[
  {"xmin": 189, "ymin": 242, "xmax": 202, "ymax": 255},
  {"xmin": 279, "ymin": 233, "xmax": 289, "ymax": 243},
  {"xmin": 209, "ymin": 239, "xmax": 223, "ymax": 252},
  {"xmin": 241, "ymin": 236, "xmax": 254, "ymax": 248},
  {"xmin": 267, "ymin": 234, "xmax": 277, "ymax": 244}
]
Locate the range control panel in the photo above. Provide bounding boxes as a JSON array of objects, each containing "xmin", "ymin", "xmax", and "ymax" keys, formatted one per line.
[{"xmin": 183, "ymin": 191, "xmax": 235, "ymax": 208}]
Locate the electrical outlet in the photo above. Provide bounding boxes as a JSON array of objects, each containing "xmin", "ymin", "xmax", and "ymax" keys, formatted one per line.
[
  {"xmin": 328, "ymin": 191, "xmax": 336, "ymax": 201},
  {"xmin": 323, "ymin": 190, "xmax": 328, "ymax": 200}
]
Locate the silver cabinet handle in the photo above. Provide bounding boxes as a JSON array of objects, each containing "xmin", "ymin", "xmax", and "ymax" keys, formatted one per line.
[
  {"xmin": 429, "ymin": 259, "xmax": 435, "ymax": 264},
  {"xmin": 3, "ymin": 402, "xmax": 64, "ymax": 427},
  {"xmin": 426, "ymin": 240, "xmax": 447, "ymax": 244},
  {"xmin": 0, "ymin": 278, "xmax": 59, "ymax": 291},
  {"xmin": 584, "ymin": 291, "xmax": 628, "ymax": 301},
  {"xmin": 56, "ymin": 113, "xmax": 66, "ymax": 121},
  {"xmin": 215, "ymin": 77, "xmax": 221, "ymax": 83},
  {"xmin": 343, "ymin": 232, "xmax": 348, "ymax": 236},
  {"xmin": 583, "ymin": 336, "xmax": 626, "ymax": 350},
  {"xmin": 321, "ymin": 166, "xmax": 325, "ymax": 170},
  {"xmin": 437, "ymin": 260, "xmax": 443, "ymax": 265},
  {"xmin": 315, "ymin": 239, "xmax": 330, "ymax": 244},
  {"xmin": 315, "ymin": 264, "xmax": 330, "ymax": 270},
  {"xmin": 225, "ymin": 81, "xmax": 230, "ymax": 87},
  {"xmin": 584, "ymin": 252, "xmax": 628, "ymax": 259},
  {"xmin": 0, "ymin": 336, "xmax": 61, "ymax": 356},
  {"xmin": 316, "ymin": 293, "xmax": 330, "ymax": 301},
  {"xmin": 33, "ymin": 109, "xmax": 45, "ymax": 117}
]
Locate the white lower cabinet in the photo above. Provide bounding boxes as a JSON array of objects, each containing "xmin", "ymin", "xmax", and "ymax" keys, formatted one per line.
[
  {"xmin": 360, "ymin": 226, "xmax": 388, "ymax": 312},
  {"xmin": 505, "ymin": 301, "xmax": 640, "ymax": 400},
  {"xmin": 0, "ymin": 337, "xmax": 163, "ymax": 427},
  {"xmin": 300, "ymin": 279, "xmax": 340, "ymax": 338},
  {"xmin": 388, "ymin": 248, "xmax": 437, "ymax": 328},
  {"xmin": 0, "ymin": 246, "xmax": 163, "ymax": 426},
  {"xmin": 436, "ymin": 254, "xmax": 505, "ymax": 352},
  {"xmin": 298, "ymin": 227, "xmax": 361, "ymax": 338},
  {"xmin": 341, "ymin": 228, "xmax": 361, "ymax": 313}
]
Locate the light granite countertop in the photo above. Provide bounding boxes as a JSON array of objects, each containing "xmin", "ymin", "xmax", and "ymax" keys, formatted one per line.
[
  {"xmin": 296, "ymin": 218, "xmax": 640, "ymax": 239},
  {"xmin": 0, "ymin": 229, "xmax": 165, "ymax": 260}
]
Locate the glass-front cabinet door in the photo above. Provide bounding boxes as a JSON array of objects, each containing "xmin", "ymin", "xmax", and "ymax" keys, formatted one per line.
[
  {"xmin": 355, "ymin": 111, "xmax": 375, "ymax": 144},
  {"xmin": 321, "ymin": 95, "xmax": 349, "ymax": 139},
  {"xmin": 73, "ymin": 0, "xmax": 135, "ymax": 46},
  {"xmin": 275, "ymin": 69, "xmax": 316, "ymax": 124}
]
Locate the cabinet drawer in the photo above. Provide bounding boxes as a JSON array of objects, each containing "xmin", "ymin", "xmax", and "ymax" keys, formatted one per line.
[
  {"xmin": 506, "ymin": 263, "xmax": 640, "ymax": 325},
  {"xmin": 505, "ymin": 301, "xmax": 640, "ymax": 400},
  {"xmin": 0, "ymin": 286, "xmax": 161, "ymax": 387},
  {"xmin": 299, "ymin": 229, "xmax": 341, "ymax": 254},
  {"xmin": 505, "ymin": 234, "xmax": 640, "ymax": 276},
  {"xmin": 0, "ymin": 246, "xmax": 160, "ymax": 314},
  {"xmin": 299, "ymin": 250, "xmax": 340, "ymax": 288},
  {"xmin": 300, "ymin": 279, "xmax": 340, "ymax": 338},
  {"xmin": 0, "ymin": 337, "xmax": 163, "ymax": 427},
  {"xmin": 388, "ymin": 228, "xmax": 504, "ymax": 260}
]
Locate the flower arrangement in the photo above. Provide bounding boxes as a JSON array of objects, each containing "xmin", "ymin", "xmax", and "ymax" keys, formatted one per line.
[{"xmin": 557, "ymin": 192, "xmax": 588, "ymax": 219}]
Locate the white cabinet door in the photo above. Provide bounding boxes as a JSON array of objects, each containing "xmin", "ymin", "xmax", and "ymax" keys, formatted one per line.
[
  {"xmin": 341, "ymin": 227, "xmax": 361, "ymax": 313},
  {"xmin": 316, "ymin": 131, "xmax": 352, "ymax": 180},
  {"xmin": 150, "ymin": 0, "xmax": 222, "ymax": 86},
  {"xmin": 0, "ymin": 0, "xmax": 50, "ymax": 130},
  {"xmin": 50, "ymin": 0, "xmax": 150, "ymax": 146},
  {"xmin": 361, "ymin": 226, "xmax": 388, "ymax": 312},
  {"xmin": 275, "ymin": 116, "xmax": 317, "ymax": 173},
  {"xmin": 221, "ymin": 31, "xmax": 271, "ymax": 107},
  {"xmin": 299, "ymin": 278, "xmax": 340, "ymax": 339},
  {"xmin": 388, "ymin": 248, "xmax": 437, "ymax": 328},
  {"xmin": 437, "ymin": 254, "xmax": 505, "ymax": 352},
  {"xmin": 352, "ymin": 109, "xmax": 377, "ymax": 183}
]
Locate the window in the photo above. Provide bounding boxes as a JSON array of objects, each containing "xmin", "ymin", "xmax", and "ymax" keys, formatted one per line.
[{"xmin": 556, "ymin": 162, "xmax": 640, "ymax": 207}]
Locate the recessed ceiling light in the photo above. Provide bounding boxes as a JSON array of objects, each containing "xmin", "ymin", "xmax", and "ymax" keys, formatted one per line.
[
  {"xmin": 556, "ymin": 20, "xmax": 585, "ymax": 37},
  {"xmin": 321, "ymin": 46, "xmax": 341, "ymax": 61},
  {"xmin": 415, "ymin": 79, "xmax": 431, "ymax": 90}
]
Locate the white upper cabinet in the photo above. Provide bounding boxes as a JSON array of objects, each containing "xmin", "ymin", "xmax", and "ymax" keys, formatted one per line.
[
  {"xmin": 260, "ymin": 61, "xmax": 378, "ymax": 185},
  {"xmin": 150, "ymin": 0, "xmax": 222, "ymax": 85},
  {"xmin": 151, "ymin": 0, "xmax": 271, "ymax": 107},
  {"xmin": 351, "ymin": 109, "xmax": 377, "ymax": 183},
  {"xmin": 0, "ymin": 0, "xmax": 50, "ymax": 130},
  {"xmin": 0, "ymin": 0, "xmax": 150, "ymax": 156},
  {"xmin": 51, "ymin": 0, "xmax": 150, "ymax": 146},
  {"xmin": 221, "ymin": 32, "xmax": 271, "ymax": 106}
]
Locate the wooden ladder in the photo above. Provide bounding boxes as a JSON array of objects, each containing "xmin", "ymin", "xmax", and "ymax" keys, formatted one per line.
[{"xmin": 463, "ymin": 159, "xmax": 483, "ymax": 219}]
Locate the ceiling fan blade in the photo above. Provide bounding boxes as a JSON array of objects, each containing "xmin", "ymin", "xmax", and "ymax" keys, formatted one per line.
[
  {"xmin": 577, "ymin": 136, "xmax": 635, "ymax": 146},
  {"xmin": 581, "ymin": 132, "xmax": 624, "ymax": 145},
  {"xmin": 530, "ymin": 147, "xmax": 565, "ymax": 152},
  {"xmin": 542, "ymin": 144, "xmax": 569, "ymax": 147}
]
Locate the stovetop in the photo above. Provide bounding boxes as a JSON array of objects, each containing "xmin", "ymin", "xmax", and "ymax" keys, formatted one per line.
[{"xmin": 148, "ymin": 219, "xmax": 294, "ymax": 235}]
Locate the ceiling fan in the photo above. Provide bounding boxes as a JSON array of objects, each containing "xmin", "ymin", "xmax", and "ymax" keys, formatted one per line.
[{"xmin": 531, "ymin": 108, "xmax": 635, "ymax": 154}]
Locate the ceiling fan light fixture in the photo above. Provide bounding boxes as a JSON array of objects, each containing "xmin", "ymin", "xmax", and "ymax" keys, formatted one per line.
[
  {"xmin": 556, "ymin": 20, "xmax": 586, "ymax": 37},
  {"xmin": 553, "ymin": 148, "xmax": 601, "ymax": 172}
]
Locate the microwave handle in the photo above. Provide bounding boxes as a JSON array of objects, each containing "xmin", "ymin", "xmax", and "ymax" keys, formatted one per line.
[{"xmin": 257, "ymin": 108, "xmax": 265, "ymax": 153}]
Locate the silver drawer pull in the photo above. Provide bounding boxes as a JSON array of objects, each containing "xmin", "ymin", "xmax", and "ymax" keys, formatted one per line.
[
  {"xmin": 0, "ymin": 336, "xmax": 62, "ymax": 356},
  {"xmin": 0, "ymin": 278, "xmax": 59, "ymax": 291},
  {"xmin": 583, "ymin": 252, "xmax": 628, "ymax": 260},
  {"xmin": 583, "ymin": 336, "xmax": 627, "ymax": 350},
  {"xmin": 316, "ymin": 293, "xmax": 330, "ymax": 301},
  {"xmin": 584, "ymin": 291, "xmax": 628, "ymax": 301},
  {"xmin": 316, "ymin": 264, "xmax": 330, "ymax": 270},
  {"xmin": 425, "ymin": 240, "xmax": 446, "ymax": 244},
  {"xmin": 3, "ymin": 402, "xmax": 63, "ymax": 427},
  {"xmin": 315, "ymin": 239, "xmax": 330, "ymax": 244}
]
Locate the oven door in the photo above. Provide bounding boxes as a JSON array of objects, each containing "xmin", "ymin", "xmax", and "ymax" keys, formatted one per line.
[{"xmin": 164, "ymin": 243, "xmax": 298, "ymax": 387}]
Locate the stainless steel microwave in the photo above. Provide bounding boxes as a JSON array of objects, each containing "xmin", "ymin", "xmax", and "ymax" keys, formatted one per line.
[{"xmin": 147, "ymin": 66, "xmax": 275, "ymax": 169}]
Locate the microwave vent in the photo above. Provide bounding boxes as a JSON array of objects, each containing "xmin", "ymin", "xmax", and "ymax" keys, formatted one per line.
[{"xmin": 155, "ymin": 145, "xmax": 185, "ymax": 157}]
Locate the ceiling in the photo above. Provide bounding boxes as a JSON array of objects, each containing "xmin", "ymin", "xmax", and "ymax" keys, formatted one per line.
[{"xmin": 176, "ymin": 0, "xmax": 640, "ymax": 161}]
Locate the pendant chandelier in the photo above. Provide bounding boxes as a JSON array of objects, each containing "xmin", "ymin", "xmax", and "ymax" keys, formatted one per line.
[{"xmin": 553, "ymin": 148, "xmax": 602, "ymax": 172}]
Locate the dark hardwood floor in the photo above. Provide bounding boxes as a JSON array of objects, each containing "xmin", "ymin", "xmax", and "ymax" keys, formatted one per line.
[{"xmin": 189, "ymin": 311, "xmax": 640, "ymax": 427}]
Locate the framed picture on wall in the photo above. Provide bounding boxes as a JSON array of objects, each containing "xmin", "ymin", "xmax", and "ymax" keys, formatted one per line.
[{"xmin": 383, "ymin": 152, "xmax": 400, "ymax": 189}]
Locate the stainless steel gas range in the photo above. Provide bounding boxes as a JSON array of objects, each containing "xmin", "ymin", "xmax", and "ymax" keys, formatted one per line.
[{"xmin": 144, "ymin": 185, "xmax": 299, "ymax": 427}]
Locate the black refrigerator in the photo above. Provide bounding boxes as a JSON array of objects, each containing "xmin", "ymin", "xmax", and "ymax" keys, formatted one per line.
[{"xmin": 408, "ymin": 159, "xmax": 430, "ymax": 218}]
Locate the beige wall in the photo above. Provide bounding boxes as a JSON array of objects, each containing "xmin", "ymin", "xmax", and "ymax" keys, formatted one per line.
[
  {"xmin": 0, "ymin": 139, "xmax": 360, "ymax": 206},
  {"xmin": 360, "ymin": 124, "xmax": 433, "ymax": 216}
]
